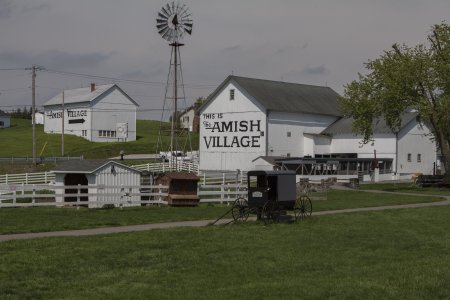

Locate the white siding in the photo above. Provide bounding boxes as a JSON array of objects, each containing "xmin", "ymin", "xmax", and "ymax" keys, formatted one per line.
[
  {"xmin": 267, "ymin": 111, "xmax": 337, "ymax": 157},
  {"xmin": 397, "ymin": 121, "xmax": 436, "ymax": 175},
  {"xmin": 43, "ymin": 86, "xmax": 137, "ymax": 142},
  {"xmin": 91, "ymin": 89, "xmax": 137, "ymax": 142},
  {"xmin": 200, "ymin": 82, "xmax": 266, "ymax": 171}
]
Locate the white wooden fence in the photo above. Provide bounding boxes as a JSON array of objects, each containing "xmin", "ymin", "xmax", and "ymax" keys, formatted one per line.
[
  {"xmin": 0, "ymin": 161, "xmax": 200, "ymax": 185},
  {"xmin": 0, "ymin": 183, "xmax": 247, "ymax": 208}
]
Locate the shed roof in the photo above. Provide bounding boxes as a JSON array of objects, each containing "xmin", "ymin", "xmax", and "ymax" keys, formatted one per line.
[
  {"xmin": 322, "ymin": 112, "xmax": 419, "ymax": 135},
  {"xmin": 0, "ymin": 110, "xmax": 9, "ymax": 117},
  {"xmin": 53, "ymin": 160, "xmax": 141, "ymax": 174},
  {"xmin": 203, "ymin": 75, "xmax": 342, "ymax": 117},
  {"xmin": 156, "ymin": 172, "xmax": 199, "ymax": 181},
  {"xmin": 43, "ymin": 84, "xmax": 139, "ymax": 107}
]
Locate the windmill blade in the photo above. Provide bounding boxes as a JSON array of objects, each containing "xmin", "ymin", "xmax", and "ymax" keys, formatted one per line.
[
  {"xmin": 157, "ymin": 23, "xmax": 168, "ymax": 30},
  {"xmin": 160, "ymin": 7, "xmax": 170, "ymax": 19},
  {"xmin": 158, "ymin": 27, "xmax": 170, "ymax": 36},
  {"xmin": 183, "ymin": 27, "xmax": 192, "ymax": 35},
  {"xmin": 165, "ymin": 3, "xmax": 172, "ymax": 15},
  {"xmin": 157, "ymin": 18, "xmax": 168, "ymax": 25},
  {"xmin": 182, "ymin": 22, "xmax": 193, "ymax": 29},
  {"xmin": 158, "ymin": 12, "xmax": 168, "ymax": 20}
]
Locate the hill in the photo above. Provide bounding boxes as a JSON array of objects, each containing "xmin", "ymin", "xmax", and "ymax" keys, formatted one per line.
[{"xmin": 0, "ymin": 118, "xmax": 198, "ymax": 159}]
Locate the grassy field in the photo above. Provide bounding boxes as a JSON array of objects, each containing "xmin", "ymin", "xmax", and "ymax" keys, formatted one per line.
[
  {"xmin": 1, "ymin": 206, "xmax": 450, "ymax": 299},
  {"xmin": 361, "ymin": 182, "xmax": 450, "ymax": 196},
  {"xmin": 0, "ymin": 118, "xmax": 198, "ymax": 159},
  {"xmin": 0, "ymin": 190, "xmax": 444, "ymax": 234}
]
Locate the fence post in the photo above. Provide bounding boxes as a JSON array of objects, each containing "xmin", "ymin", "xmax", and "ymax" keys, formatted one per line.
[
  {"xmin": 26, "ymin": 173, "xmax": 29, "ymax": 184},
  {"xmin": 45, "ymin": 171, "xmax": 47, "ymax": 183},
  {"xmin": 158, "ymin": 184, "xmax": 162, "ymax": 202},
  {"xmin": 77, "ymin": 184, "xmax": 81, "ymax": 210},
  {"xmin": 32, "ymin": 184, "xmax": 36, "ymax": 205},
  {"xmin": 5, "ymin": 174, "xmax": 8, "ymax": 185},
  {"xmin": 220, "ymin": 184, "xmax": 224, "ymax": 204}
]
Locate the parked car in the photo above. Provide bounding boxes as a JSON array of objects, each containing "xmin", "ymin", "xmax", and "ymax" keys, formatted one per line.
[{"xmin": 159, "ymin": 151, "xmax": 192, "ymax": 162}]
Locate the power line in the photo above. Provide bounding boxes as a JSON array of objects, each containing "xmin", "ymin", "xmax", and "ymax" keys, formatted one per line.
[
  {"xmin": 42, "ymin": 68, "xmax": 217, "ymax": 89},
  {"xmin": 0, "ymin": 68, "xmax": 28, "ymax": 71}
]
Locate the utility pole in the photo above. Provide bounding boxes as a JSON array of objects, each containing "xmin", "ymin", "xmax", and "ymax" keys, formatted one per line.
[
  {"xmin": 31, "ymin": 65, "xmax": 36, "ymax": 164},
  {"xmin": 61, "ymin": 90, "xmax": 65, "ymax": 156}
]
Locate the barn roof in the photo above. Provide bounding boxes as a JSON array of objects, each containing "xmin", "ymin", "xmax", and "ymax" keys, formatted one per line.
[
  {"xmin": 43, "ymin": 84, "xmax": 139, "ymax": 107},
  {"xmin": 202, "ymin": 75, "xmax": 342, "ymax": 117},
  {"xmin": 53, "ymin": 160, "xmax": 141, "ymax": 174},
  {"xmin": 0, "ymin": 110, "xmax": 9, "ymax": 117},
  {"xmin": 322, "ymin": 112, "xmax": 419, "ymax": 135}
]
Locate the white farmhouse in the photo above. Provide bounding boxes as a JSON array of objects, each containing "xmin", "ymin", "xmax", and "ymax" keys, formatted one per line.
[
  {"xmin": 43, "ymin": 83, "xmax": 138, "ymax": 142},
  {"xmin": 199, "ymin": 76, "xmax": 438, "ymax": 179}
]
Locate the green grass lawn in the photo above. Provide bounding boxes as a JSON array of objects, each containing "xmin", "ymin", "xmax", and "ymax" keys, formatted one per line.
[
  {"xmin": 0, "ymin": 118, "xmax": 198, "ymax": 159},
  {"xmin": 361, "ymin": 182, "xmax": 450, "ymax": 196},
  {"xmin": 0, "ymin": 190, "xmax": 444, "ymax": 234},
  {"xmin": 1, "ymin": 206, "xmax": 450, "ymax": 299}
]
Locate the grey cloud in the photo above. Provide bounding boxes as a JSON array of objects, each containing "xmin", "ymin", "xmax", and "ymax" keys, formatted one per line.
[
  {"xmin": 0, "ymin": 50, "xmax": 111, "ymax": 69},
  {"xmin": 21, "ymin": 3, "xmax": 51, "ymax": 13},
  {"xmin": 302, "ymin": 65, "xmax": 328, "ymax": 75},
  {"xmin": 0, "ymin": 0, "xmax": 13, "ymax": 19}
]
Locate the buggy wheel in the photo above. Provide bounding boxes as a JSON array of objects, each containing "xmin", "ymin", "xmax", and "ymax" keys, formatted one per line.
[
  {"xmin": 294, "ymin": 195, "xmax": 312, "ymax": 221},
  {"xmin": 261, "ymin": 200, "xmax": 279, "ymax": 225},
  {"xmin": 231, "ymin": 197, "xmax": 249, "ymax": 222}
]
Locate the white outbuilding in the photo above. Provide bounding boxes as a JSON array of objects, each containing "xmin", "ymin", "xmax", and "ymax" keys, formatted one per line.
[
  {"xmin": 43, "ymin": 83, "xmax": 138, "ymax": 142},
  {"xmin": 199, "ymin": 75, "xmax": 438, "ymax": 179},
  {"xmin": 0, "ymin": 110, "xmax": 10, "ymax": 128},
  {"xmin": 52, "ymin": 160, "xmax": 142, "ymax": 208}
]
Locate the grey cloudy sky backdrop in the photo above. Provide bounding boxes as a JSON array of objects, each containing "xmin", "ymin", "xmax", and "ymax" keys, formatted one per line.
[{"xmin": 0, "ymin": 0, "xmax": 449, "ymax": 119}]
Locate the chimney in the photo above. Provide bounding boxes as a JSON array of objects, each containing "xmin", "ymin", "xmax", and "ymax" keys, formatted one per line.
[{"xmin": 90, "ymin": 83, "xmax": 96, "ymax": 92}]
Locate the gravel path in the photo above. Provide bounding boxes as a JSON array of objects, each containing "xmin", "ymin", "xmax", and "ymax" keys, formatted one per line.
[{"xmin": 1, "ymin": 190, "xmax": 449, "ymax": 243}]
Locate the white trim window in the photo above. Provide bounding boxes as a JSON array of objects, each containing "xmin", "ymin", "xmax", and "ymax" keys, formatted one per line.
[{"xmin": 99, "ymin": 130, "xmax": 117, "ymax": 138}]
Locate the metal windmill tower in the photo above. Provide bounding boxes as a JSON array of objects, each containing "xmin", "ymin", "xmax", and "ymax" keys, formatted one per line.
[{"xmin": 156, "ymin": 2, "xmax": 193, "ymax": 163}]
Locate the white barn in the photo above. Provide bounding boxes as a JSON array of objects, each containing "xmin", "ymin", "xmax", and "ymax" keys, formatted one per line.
[
  {"xmin": 43, "ymin": 83, "xmax": 138, "ymax": 142},
  {"xmin": 52, "ymin": 160, "xmax": 142, "ymax": 208},
  {"xmin": 199, "ymin": 75, "xmax": 342, "ymax": 171},
  {"xmin": 199, "ymin": 76, "xmax": 438, "ymax": 179}
]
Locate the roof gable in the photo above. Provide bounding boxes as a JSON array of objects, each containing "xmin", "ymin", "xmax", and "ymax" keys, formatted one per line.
[
  {"xmin": 53, "ymin": 160, "xmax": 141, "ymax": 174},
  {"xmin": 43, "ymin": 84, "xmax": 139, "ymax": 107},
  {"xmin": 201, "ymin": 75, "xmax": 342, "ymax": 117}
]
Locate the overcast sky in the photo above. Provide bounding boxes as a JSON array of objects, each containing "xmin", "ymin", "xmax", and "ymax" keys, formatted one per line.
[{"xmin": 0, "ymin": 0, "xmax": 449, "ymax": 120}]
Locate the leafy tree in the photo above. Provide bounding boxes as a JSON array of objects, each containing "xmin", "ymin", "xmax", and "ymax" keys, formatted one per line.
[{"xmin": 340, "ymin": 22, "xmax": 450, "ymax": 179}]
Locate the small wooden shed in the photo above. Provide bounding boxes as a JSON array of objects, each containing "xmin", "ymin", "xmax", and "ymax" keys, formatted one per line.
[
  {"xmin": 53, "ymin": 160, "xmax": 142, "ymax": 208},
  {"xmin": 154, "ymin": 172, "xmax": 200, "ymax": 206}
]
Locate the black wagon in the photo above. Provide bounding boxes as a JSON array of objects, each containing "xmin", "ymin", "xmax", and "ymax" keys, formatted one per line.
[{"xmin": 228, "ymin": 170, "xmax": 312, "ymax": 224}]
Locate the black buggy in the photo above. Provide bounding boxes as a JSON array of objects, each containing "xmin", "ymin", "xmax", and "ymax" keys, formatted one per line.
[{"xmin": 215, "ymin": 170, "xmax": 312, "ymax": 224}]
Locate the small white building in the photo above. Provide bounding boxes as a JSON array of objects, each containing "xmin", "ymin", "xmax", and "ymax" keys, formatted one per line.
[
  {"xmin": 0, "ymin": 110, "xmax": 10, "ymax": 128},
  {"xmin": 34, "ymin": 112, "xmax": 44, "ymax": 125},
  {"xmin": 199, "ymin": 75, "xmax": 438, "ymax": 179},
  {"xmin": 52, "ymin": 160, "xmax": 142, "ymax": 208},
  {"xmin": 43, "ymin": 83, "xmax": 138, "ymax": 142}
]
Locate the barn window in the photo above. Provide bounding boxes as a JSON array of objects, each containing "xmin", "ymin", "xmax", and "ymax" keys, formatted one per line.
[
  {"xmin": 0, "ymin": 121, "xmax": 3, "ymax": 126},
  {"xmin": 407, "ymin": 153, "xmax": 412, "ymax": 162},
  {"xmin": 417, "ymin": 153, "xmax": 421, "ymax": 162},
  {"xmin": 229, "ymin": 89, "xmax": 235, "ymax": 100},
  {"xmin": 287, "ymin": 131, "xmax": 291, "ymax": 137}
]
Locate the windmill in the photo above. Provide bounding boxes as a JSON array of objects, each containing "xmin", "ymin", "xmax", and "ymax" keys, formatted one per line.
[{"xmin": 156, "ymin": 2, "xmax": 193, "ymax": 165}]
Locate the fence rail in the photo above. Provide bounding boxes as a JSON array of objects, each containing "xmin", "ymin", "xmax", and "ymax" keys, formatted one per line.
[{"xmin": 0, "ymin": 183, "xmax": 247, "ymax": 208}]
